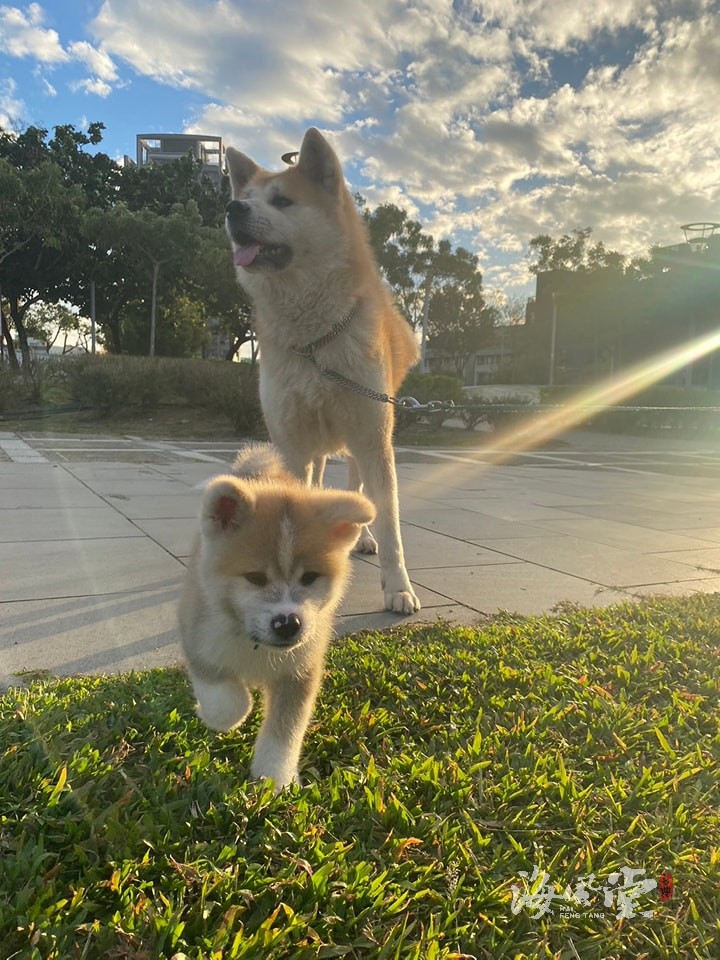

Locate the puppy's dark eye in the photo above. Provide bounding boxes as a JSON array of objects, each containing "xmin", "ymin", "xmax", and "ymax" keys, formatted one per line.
[
  {"xmin": 244, "ymin": 572, "xmax": 268, "ymax": 587},
  {"xmin": 271, "ymin": 194, "xmax": 293, "ymax": 209},
  {"xmin": 300, "ymin": 571, "xmax": 320, "ymax": 586}
]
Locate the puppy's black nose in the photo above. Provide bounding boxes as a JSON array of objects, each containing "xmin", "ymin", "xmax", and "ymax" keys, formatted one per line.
[
  {"xmin": 225, "ymin": 199, "xmax": 249, "ymax": 221},
  {"xmin": 271, "ymin": 613, "xmax": 302, "ymax": 642}
]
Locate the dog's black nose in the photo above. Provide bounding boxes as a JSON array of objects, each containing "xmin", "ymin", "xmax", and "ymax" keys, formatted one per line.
[
  {"xmin": 270, "ymin": 613, "xmax": 302, "ymax": 642},
  {"xmin": 225, "ymin": 199, "xmax": 249, "ymax": 221}
]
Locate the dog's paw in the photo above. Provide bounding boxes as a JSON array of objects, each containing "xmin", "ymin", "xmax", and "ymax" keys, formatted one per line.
[
  {"xmin": 384, "ymin": 588, "xmax": 421, "ymax": 615},
  {"xmin": 193, "ymin": 678, "xmax": 252, "ymax": 732},
  {"xmin": 251, "ymin": 764, "xmax": 301, "ymax": 793},
  {"xmin": 354, "ymin": 527, "xmax": 378, "ymax": 554}
]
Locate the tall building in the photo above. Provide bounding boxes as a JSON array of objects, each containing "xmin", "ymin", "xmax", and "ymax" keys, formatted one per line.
[{"xmin": 133, "ymin": 133, "xmax": 224, "ymax": 187}]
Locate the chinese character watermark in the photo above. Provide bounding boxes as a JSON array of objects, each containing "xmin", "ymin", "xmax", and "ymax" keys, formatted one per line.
[{"xmin": 510, "ymin": 864, "xmax": 665, "ymax": 920}]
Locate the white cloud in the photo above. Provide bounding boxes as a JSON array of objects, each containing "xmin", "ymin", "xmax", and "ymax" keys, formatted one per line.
[
  {"xmin": 0, "ymin": 2, "xmax": 68, "ymax": 62},
  {"xmin": 68, "ymin": 40, "xmax": 117, "ymax": 81},
  {"xmin": 38, "ymin": 74, "xmax": 56, "ymax": 96},
  {"xmin": 0, "ymin": 76, "xmax": 24, "ymax": 128},
  {"xmin": 78, "ymin": 0, "xmax": 720, "ymax": 292},
  {"xmin": 70, "ymin": 77, "xmax": 113, "ymax": 98}
]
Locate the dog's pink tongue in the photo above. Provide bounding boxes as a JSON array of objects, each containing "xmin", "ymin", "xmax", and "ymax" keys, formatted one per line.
[{"xmin": 233, "ymin": 244, "xmax": 261, "ymax": 267}]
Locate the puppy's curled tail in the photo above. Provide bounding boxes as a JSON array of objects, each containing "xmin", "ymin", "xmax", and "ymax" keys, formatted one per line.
[{"xmin": 232, "ymin": 443, "xmax": 290, "ymax": 482}]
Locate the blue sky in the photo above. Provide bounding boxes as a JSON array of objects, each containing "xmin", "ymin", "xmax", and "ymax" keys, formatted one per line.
[{"xmin": 2, "ymin": 1, "xmax": 720, "ymax": 300}]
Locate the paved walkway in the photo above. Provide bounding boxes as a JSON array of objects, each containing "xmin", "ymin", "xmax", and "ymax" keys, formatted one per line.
[{"xmin": 3, "ymin": 428, "xmax": 720, "ymax": 684}]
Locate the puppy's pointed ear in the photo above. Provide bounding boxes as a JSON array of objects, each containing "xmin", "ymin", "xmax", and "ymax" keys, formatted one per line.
[
  {"xmin": 201, "ymin": 476, "xmax": 255, "ymax": 536},
  {"xmin": 316, "ymin": 491, "xmax": 376, "ymax": 545},
  {"xmin": 225, "ymin": 146, "xmax": 260, "ymax": 194},
  {"xmin": 296, "ymin": 128, "xmax": 343, "ymax": 195}
]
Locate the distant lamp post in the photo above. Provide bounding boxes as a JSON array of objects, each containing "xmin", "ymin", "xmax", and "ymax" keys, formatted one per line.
[
  {"xmin": 549, "ymin": 291, "xmax": 559, "ymax": 386},
  {"xmin": 420, "ymin": 265, "xmax": 433, "ymax": 373},
  {"xmin": 89, "ymin": 279, "xmax": 96, "ymax": 355}
]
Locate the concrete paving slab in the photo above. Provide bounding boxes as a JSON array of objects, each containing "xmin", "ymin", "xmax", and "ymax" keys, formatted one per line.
[
  {"xmin": 0, "ymin": 463, "xmax": 87, "ymax": 489},
  {"xmin": 0, "ymin": 587, "xmax": 179, "ymax": 676},
  {"xmin": 527, "ymin": 516, "xmax": 720, "ymax": 553},
  {"xmin": 652, "ymin": 546, "xmax": 720, "ymax": 570},
  {"xmin": 1, "ymin": 539, "xmax": 182, "ymax": 602},
  {"xmin": 688, "ymin": 527, "xmax": 720, "ymax": 544},
  {"xmin": 626, "ymin": 577, "xmax": 720, "ymax": 599},
  {"xmin": 358, "ymin": 523, "xmax": 526, "ymax": 569},
  {"xmin": 3, "ymin": 428, "xmax": 720, "ymax": 682},
  {"xmin": 83, "ymin": 477, "xmax": 199, "ymax": 498},
  {"xmin": 108, "ymin": 494, "xmax": 206, "ymax": 521},
  {"xmin": 1, "ymin": 484, "xmax": 109, "ymax": 510},
  {"xmin": 133, "ymin": 518, "xmax": 198, "ymax": 558},
  {"xmin": 337, "ymin": 603, "xmax": 482, "ymax": 636},
  {"xmin": 437, "ymin": 498, "xmax": 587, "ymax": 522},
  {"xmin": 0, "ymin": 507, "xmax": 142, "ymax": 543},
  {"xmin": 564, "ymin": 503, "xmax": 720, "ymax": 531},
  {"xmin": 471, "ymin": 535, "xmax": 715, "ymax": 588},
  {"xmin": 403, "ymin": 510, "xmax": 566, "ymax": 541},
  {"xmin": 338, "ymin": 557, "xmax": 458, "ymax": 617},
  {"xmin": 410, "ymin": 563, "xmax": 632, "ymax": 615}
]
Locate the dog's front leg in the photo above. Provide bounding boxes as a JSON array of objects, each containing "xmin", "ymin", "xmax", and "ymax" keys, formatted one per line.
[
  {"xmin": 353, "ymin": 439, "xmax": 420, "ymax": 615},
  {"xmin": 347, "ymin": 456, "xmax": 378, "ymax": 554},
  {"xmin": 189, "ymin": 673, "xmax": 253, "ymax": 732},
  {"xmin": 251, "ymin": 669, "xmax": 322, "ymax": 790}
]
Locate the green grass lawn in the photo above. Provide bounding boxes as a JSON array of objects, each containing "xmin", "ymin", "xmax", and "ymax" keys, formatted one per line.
[{"xmin": 1, "ymin": 595, "xmax": 718, "ymax": 960}]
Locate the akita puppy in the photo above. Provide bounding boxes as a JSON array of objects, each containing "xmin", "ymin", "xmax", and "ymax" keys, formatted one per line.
[
  {"xmin": 179, "ymin": 444, "xmax": 374, "ymax": 789},
  {"xmin": 224, "ymin": 127, "xmax": 421, "ymax": 615}
]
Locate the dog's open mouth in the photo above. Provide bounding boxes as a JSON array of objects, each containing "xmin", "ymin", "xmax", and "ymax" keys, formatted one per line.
[
  {"xmin": 232, "ymin": 237, "xmax": 292, "ymax": 270},
  {"xmin": 250, "ymin": 633, "xmax": 303, "ymax": 651}
]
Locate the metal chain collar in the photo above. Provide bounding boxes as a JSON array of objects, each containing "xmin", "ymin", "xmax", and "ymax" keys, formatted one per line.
[
  {"xmin": 292, "ymin": 305, "xmax": 404, "ymax": 406},
  {"xmin": 291, "ymin": 305, "xmax": 456, "ymax": 411}
]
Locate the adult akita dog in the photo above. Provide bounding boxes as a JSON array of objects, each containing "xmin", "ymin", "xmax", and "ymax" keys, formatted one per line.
[{"xmin": 224, "ymin": 127, "xmax": 420, "ymax": 614}]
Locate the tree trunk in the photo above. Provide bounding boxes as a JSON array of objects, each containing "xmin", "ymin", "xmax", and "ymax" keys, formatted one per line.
[
  {"xmin": 1, "ymin": 302, "xmax": 20, "ymax": 369},
  {"xmin": 149, "ymin": 260, "xmax": 160, "ymax": 357},
  {"xmin": 10, "ymin": 295, "xmax": 32, "ymax": 368}
]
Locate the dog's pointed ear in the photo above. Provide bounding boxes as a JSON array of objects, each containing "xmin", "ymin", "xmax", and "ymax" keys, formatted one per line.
[
  {"xmin": 225, "ymin": 146, "xmax": 259, "ymax": 195},
  {"xmin": 201, "ymin": 476, "xmax": 255, "ymax": 536},
  {"xmin": 316, "ymin": 491, "xmax": 376, "ymax": 545},
  {"xmin": 296, "ymin": 128, "xmax": 343, "ymax": 195}
]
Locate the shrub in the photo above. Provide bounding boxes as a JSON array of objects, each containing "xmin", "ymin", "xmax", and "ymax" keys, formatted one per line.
[
  {"xmin": 65, "ymin": 355, "xmax": 167, "ymax": 416},
  {"xmin": 539, "ymin": 384, "xmax": 720, "ymax": 433},
  {"xmin": 204, "ymin": 361, "xmax": 262, "ymax": 435},
  {"xmin": 392, "ymin": 373, "xmax": 465, "ymax": 433},
  {"xmin": 450, "ymin": 393, "xmax": 533, "ymax": 431},
  {"xmin": 0, "ymin": 362, "xmax": 23, "ymax": 414},
  {"xmin": 397, "ymin": 372, "xmax": 464, "ymax": 406}
]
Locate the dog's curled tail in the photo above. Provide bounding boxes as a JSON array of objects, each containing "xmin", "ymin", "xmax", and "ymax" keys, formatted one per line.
[{"xmin": 232, "ymin": 443, "xmax": 291, "ymax": 483}]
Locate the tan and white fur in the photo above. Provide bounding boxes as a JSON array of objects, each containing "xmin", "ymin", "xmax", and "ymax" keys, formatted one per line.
[
  {"xmin": 178, "ymin": 444, "xmax": 374, "ymax": 789},
  {"xmin": 224, "ymin": 128, "xmax": 420, "ymax": 614}
]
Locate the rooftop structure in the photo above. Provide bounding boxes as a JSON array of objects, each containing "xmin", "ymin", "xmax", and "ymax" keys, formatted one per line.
[{"xmin": 134, "ymin": 133, "xmax": 224, "ymax": 187}]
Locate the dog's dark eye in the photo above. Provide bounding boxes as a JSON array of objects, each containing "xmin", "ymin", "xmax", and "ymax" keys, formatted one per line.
[
  {"xmin": 271, "ymin": 194, "xmax": 293, "ymax": 209},
  {"xmin": 244, "ymin": 572, "xmax": 268, "ymax": 587},
  {"xmin": 300, "ymin": 571, "xmax": 320, "ymax": 586}
]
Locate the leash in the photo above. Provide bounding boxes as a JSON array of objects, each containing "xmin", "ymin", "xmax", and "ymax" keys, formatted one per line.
[{"xmin": 292, "ymin": 305, "xmax": 411, "ymax": 407}]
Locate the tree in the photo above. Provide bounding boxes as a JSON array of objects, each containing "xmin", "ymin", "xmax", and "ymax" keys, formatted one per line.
[
  {"xmin": 359, "ymin": 199, "xmax": 493, "ymax": 373},
  {"xmin": 190, "ymin": 227, "xmax": 254, "ymax": 360},
  {"xmin": 527, "ymin": 227, "xmax": 626, "ymax": 275},
  {"xmin": 361, "ymin": 200, "xmax": 434, "ymax": 329},
  {"xmin": 118, "ymin": 152, "xmax": 229, "ymax": 227},
  {"xmin": 83, "ymin": 202, "xmax": 204, "ymax": 355},
  {"xmin": 0, "ymin": 122, "xmax": 121, "ymax": 366},
  {"xmin": 24, "ymin": 302, "xmax": 88, "ymax": 354},
  {"xmin": 426, "ymin": 242, "xmax": 497, "ymax": 377},
  {"xmin": 0, "ymin": 159, "xmax": 88, "ymax": 366}
]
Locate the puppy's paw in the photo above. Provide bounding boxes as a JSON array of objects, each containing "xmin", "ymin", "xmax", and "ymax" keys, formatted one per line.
[
  {"xmin": 384, "ymin": 588, "xmax": 421, "ymax": 615},
  {"xmin": 250, "ymin": 763, "xmax": 301, "ymax": 792},
  {"xmin": 192, "ymin": 677, "xmax": 252, "ymax": 732},
  {"xmin": 353, "ymin": 526, "xmax": 378, "ymax": 555}
]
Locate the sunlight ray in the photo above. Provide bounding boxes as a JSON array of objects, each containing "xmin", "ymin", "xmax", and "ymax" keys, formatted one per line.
[{"xmin": 489, "ymin": 325, "xmax": 720, "ymax": 459}]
